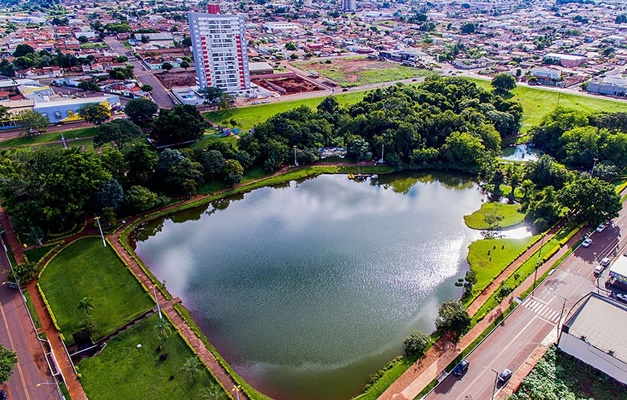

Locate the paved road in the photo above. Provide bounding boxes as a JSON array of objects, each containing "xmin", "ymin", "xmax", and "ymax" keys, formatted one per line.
[
  {"xmin": 0, "ymin": 238, "xmax": 57, "ymax": 400},
  {"xmin": 103, "ymin": 37, "xmax": 176, "ymax": 109},
  {"xmin": 425, "ymin": 213, "xmax": 625, "ymax": 399}
]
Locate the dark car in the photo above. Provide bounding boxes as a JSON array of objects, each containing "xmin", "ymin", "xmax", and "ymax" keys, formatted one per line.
[
  {"xmin": 0, "ymin": 389, "xmax": 7, "ymax": 400},
  {"xmin": 452, "ymin": 359, "xmax": 469, "ymax": 376},
  {"xmin": 498, "ymin": 368, "xmax": 512, "ymax": 383}
]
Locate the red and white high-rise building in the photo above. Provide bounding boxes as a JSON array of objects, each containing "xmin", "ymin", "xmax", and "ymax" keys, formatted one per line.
[{"xmin": 188, "ymin": 5, "xmax": 251, "ymax": 93}]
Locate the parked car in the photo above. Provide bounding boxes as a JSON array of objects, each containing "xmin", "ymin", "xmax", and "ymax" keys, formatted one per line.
[
  {"xmin": 582, "ymin": 238, "xmax": 593, "ymax": 248},
  {"xmin": 0, "ymin": 390, "xmax": 6, "ymax": 400},
  {"xmin": 452, "ymin": 359, "xmax": 470, "ymax": 376},
  {"xmin": 596, "ymin": 223, "xmax": 606, "ymax": 233},
  {"xmin": 498, "ymin": 368, "xmax": 512, "ymax": 383},
  {"xmin": 601, "ymin": 257, "xmax": 611, "ymax": 267},
  {"xmin": 594, "ymin": 264, "xmax": 605, "ymax": 276},
  {"xmin": 616, "ymin": 293, "xmax": 627, "ymax": 303}
]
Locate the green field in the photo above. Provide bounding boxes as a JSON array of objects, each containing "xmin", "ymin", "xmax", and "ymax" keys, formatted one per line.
[
  {"xmin": 511, "ymin": 345, "xmax": 627, "ymax": 400},
  {"xmin": 466, "ymin": 236, "xmax": 539, "ymax": 303},
  {"xmin": 463, "ymin": 202, "xmax": 525, "ymax": 230},
  {"xmin": 206, "ymin": 91, "xmax": 365, "ymax": 130},
  {"xmin": 79, "ymin": 314, "xmax": 228, "ymax": 400},
  {"xmin": 294, "ymin": 58, "xmax": 432, "ymax": 87},
  {"xmin": 0, "ymin": 127, "xmax": 98, "ymax": 149},
  {"xmin": 39, "ymin": 237, "xmax": 154, "ymax": 344},
  {"xmin": 468, "ymin": 78, "xmax": 627, "ymax": 132}
]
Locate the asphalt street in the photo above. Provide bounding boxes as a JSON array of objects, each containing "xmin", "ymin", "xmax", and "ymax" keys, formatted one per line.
[
  {"xmin": 103, "ymin": 37, "xmax": 177, "ymax": 109},
  {"xmin": 425, "ymin": 210, "xmax": 625, "ymax": 399},
  {"xmin": 0, "ymin": 238, "xmax": 57, "ymax": 400}
]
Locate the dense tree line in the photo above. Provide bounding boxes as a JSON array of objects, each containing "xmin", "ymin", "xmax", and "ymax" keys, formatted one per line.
[
  {"xmin": 240, "ymin": 77, "xmax": 523, "ymax": 172},
  {"xmin": 0, "ymin": 101, "xmax": 246, "ymax": 236}
]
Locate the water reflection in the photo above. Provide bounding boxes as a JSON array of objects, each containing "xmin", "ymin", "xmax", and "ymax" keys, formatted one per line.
[{"xmin": 134, "ymin": 172, "xmax": 484, "ymax": 400}]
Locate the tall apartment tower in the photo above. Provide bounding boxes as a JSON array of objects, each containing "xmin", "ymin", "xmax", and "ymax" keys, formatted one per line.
[
  {"xmin": 188, "ymin": 5, "xmax": 251, "ymax": 93},
  {"xmin": 342, "ymin": 0, "xmax": 356, "ymax": 12}
]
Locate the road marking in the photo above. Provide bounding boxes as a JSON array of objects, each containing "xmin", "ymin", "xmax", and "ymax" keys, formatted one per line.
[
  {"xmin": 0, "ymin": 301, "xmax": 30, "ymax": 400},
  {"xmin": 522, "ymin": 298, "xmax": 559, "ymax": 323}
]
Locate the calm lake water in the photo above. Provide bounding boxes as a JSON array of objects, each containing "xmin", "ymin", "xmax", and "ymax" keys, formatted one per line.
[{"xmin": 133, "ymin": 172, "xmax": 484, "ymax": 400}]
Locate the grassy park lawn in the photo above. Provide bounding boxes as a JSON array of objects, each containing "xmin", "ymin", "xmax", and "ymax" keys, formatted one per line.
[
  {"xmin": 468, "ymin": 78, "xmax": 627, "ymax": 132},
  {"xmin": 0, "ymin": 127, "xmax": 98, "ymax": 149},
  {"xmin": 205, "ymin": 91, "xmax": 365, "ymax": 130},
  {"xmin": 513, "ymin": 345, "xmax": 627, "ymax": 400},
  {"xmin": 464, "ymin": 202, "xmax": 525, "ymax": 230},
  {"xmin": 79, "ymin": 314, "xmax": 228, "ymax": 400},
  {"xmin": 467, "ymin": 236, "xmax": 539, "ymax": 303},
  {"xmin": 294, "ymin": 57, "xmax": 432, "ymax": 87},
  {"xmin": 39, "ymin": 237, "xmax": 154, "ymax": 344}
]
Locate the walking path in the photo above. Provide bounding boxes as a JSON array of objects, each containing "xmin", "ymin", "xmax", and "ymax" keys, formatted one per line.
[
  {"xmin": 379, "ymin": 226, "xmax": 582, "ymax": 400},
  {"xmin": 0, "ymin": 208, "xmax": 88, "ymax": 400}
]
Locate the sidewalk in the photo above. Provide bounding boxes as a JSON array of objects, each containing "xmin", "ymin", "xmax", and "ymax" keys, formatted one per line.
[
  {"xmin": 380, "ymin": 226, "xmax": 582, "ymax": 400},
  {"xmin": 0, "ymin": 208, "xmax": 88, "ymax": 400},
  {"xmin": 109, "ymin": 230, "xmax": 249, "ymax": 399}
]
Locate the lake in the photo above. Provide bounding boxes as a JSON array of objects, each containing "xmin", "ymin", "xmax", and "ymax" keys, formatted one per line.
[{"xmin": 133, "ymin": 172, "xmax": 484, "ymax": 400}]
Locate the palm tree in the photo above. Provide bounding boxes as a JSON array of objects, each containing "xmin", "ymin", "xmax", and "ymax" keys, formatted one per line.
[
  {"xmin": 181, "ymin": 356, "xmax": 201, "ymax": 383},
  {"xmin": 78, "ymin": 297, "xmax": 94, "ymax": 315},
  {"xmin": 154, "ymin": 318, "xmax": 173, "ymax": 345},
  {"xmin": 199, "ymin": 384, "xmax": 222, "ymax": 400}
]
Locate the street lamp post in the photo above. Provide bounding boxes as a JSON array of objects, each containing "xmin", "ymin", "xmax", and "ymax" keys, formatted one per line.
[
  {"xmin": 491, "ymin": 368, "xmax": 500, "ymax": 400},
  {"xmin": 532, "ymin": 234, "xmax": 546, "ymax": 297},
  {"xmin": 232, "ymin": 385, "xmax": 241, "ymax": 400},
  {"xmin": 94, "ymin": 216, "xmax": 106, "ymax": 247},
  {"xmin": 591, "ymin": 158, "xmax": 598, "ymax": 178},
  {"xmin": 153, "ymin": 285, "xmax": 162, "ymax": 320},
  {"xmin": 293, "ymin": 146, "xmax": 298, "ymax": 167}
]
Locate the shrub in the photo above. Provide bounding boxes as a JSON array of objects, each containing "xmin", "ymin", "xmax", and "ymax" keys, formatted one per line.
[{"xmin": 403, "ymin": 330, "xmax": 430, "ymax": 357}]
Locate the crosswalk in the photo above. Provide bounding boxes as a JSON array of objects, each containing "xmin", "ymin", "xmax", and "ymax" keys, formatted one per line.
[{"xmin": 522, "ymin": 297, "xmax": 561, "ymax": 324}]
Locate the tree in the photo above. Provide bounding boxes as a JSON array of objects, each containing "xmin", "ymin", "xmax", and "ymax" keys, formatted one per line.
[
  {"xmin": 13, "ymin": 44, "xmax": 35, "ymax": 57},
  {"xmin": 162, "ymin": 62, "xmax": 173, "ymax": 72},
  {"xmin": 125, "ymin": 144, "xmax": 159, "ymax": 185},
  {"xmin": 5, "ymin": 261, "xmax": 40, "ymax": 285},
  {"xmin": 201, "ymin": 150, "xmax": 225, "ymax": 179},
  {"xmin": 78, "ymin": 297, "xmax": 94, "ymax": 316},
  {"xmin": 491, "ymin": 73, "xmax": 516, "ymax": 94},
  {"xmin": 199, "ymin": 385, "xmax": 223, "ymax": 400},
  {"xmin": 223, "ymin": 159, "xmax": 244, "ymax": 186},
  {"xmin": 181, "ymin": 356, "xmax": 201, "ymax": 383},
  {"xmin": 179, "ymin": 60, "xmax": 190, "ymax": 70},
  {"xmin": 461, "ymin": 22, "xmax": 476, "ymax": 34},
  {"xmin": 199, "ymin": 86, "xmax": 224, "ymax": 104},
  {"xmin": 442, "ymin": 131, "xmax": 486, "ymax": 166},
  {"xmin": 94, "ymin": 179, "xmax": 124, "ymax": 211},
  {"xmin": 435, "ymin": 299, "xmax": 470, "ymax": 338},
  {"xmin": 151, "ymin": 105, "xmax": 207, "ymax": 145},
  {"xmin": 78, "ymin": 35, "xmax": 89, "ymax": 44},
  {"xmin": 154, "ymin": 318, "xmax": 173, "ymax": 346},
  {"xmin": 217, "ymin": 93, "xmax": 233, "ymax": 112},
  {"xmin": 77, "ymin": 316, "xmax": 96, "ymax": 338},
  {"xmin": 403, "ymin": 330, "xmax": 430, "ymax": 357},
  {"xmin": 558, "ymin": 178, "xmax": 621, "ymax": 226},
  {"xmin": 140, "ymin": 84, "xmax": 153, "ymax": 92},
  {"xmin": 16, "ymin": 109, "xmax": 48, "ymax": 136},
  {"xmin": 124, "ymin": 98, "xmax": 158, "ymax": 125},
  {"xmin": 0, "ymin": 345, "xmax": 17, "ymax": 384},
  {"xmin": 484, "ymin": 212, "xmax": 505, "ymax": 230},
  {"xmin": 0, "ymin": 105, "xmax": 9, "ymax": 122},
  {"xmin": 285, "ymin": 41, "xmax": 297, "ymax": 50},
  {"xmin": 94, "ymin": 119, "xmax": 144, "ymax": 150},
  {"xmin": 78, "ymin": 103, "xmax": 111, "ymax": 125},
  {"xmin": 123, "ymin": 185, "xmax": 158, "ymax": 213}
]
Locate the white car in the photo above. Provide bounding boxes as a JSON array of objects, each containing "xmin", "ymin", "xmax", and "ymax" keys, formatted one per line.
[
  {"xmin": 594, "ymin": 264, "xmax": 605, "ymax": 276},
  {"xmin": 596, "ymin": 223, "xmax": 606, "ymax": 233},
  {"xmin": 582, "ymin": 238, "xmax": 593, "ymax": 248},
  {"xmin": 601, "ymin": 257, "xmax": 611, "ymax": 267}
]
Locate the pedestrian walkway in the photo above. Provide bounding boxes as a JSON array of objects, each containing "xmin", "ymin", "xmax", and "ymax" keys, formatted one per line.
[
  {"xmin": 109, "ymin": 230, "xmax": 249, "ymax": 399},
  {"xmin": 521, "ymin": 297, "xmax": 560, "ymax": 324},
  {"xmin": 380, "ymin": 226, "xmax": 582, "ymax": 400}
]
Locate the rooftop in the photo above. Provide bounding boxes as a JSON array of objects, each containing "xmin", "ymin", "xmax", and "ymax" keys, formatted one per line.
[{"xmin": 565, "ymin": 293, "xmax": 627, "ymax": 363}]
